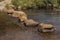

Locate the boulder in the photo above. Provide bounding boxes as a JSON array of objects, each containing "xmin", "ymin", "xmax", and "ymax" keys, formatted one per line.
[
  {"xmin": 23, "ymin": 19, "xmax": 39, "ymax": 27},
  {"xmin": 11, "ymin": 11, "xmax": 28, "ymax": 22},
  {"xmin": 38, "ymin": 23, "xmax": 56, "ymax": 32}
]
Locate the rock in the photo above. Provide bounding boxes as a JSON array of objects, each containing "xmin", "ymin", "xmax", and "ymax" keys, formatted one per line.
[
  {"xmin": 7, "ymin": 5, "xmax": 28, "ymax": 22},
  {"xmin": 10, "ymin": 11, "xmax": 28, "ymax": 22},
  {"xmin": 23, "ymin": 19, "xmax": 39, "ymax": 27},
  {"xmin": 7, "ymin": 4, "xmax": 15, "ymax": 14},
  {"xmin": 38, "ymin": 23, "xmax": 56, "ymax": 32},
  {"xmin": 18, "ymin": 6, "xmax": 22, "ymax": 11},
  {"xmin": 7, "ymin": 9, "xmax": 14, "ymax": 14},
  {"xmin": 0, "ymin": 0, "xmax": 11, "ymax": 11}
]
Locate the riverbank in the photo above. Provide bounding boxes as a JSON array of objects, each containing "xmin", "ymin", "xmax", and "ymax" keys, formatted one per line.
[
  {"xmin": 0, "ymin": 12, "xmax": 26, "ymax": 35},
  {"xmin": 11, "ymin": 0, "xmax": 60, "ymax": 10}
]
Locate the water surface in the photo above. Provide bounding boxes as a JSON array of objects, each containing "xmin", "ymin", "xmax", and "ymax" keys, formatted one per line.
[{"xmin": 0, "ymin": 10, "xmax": 60, "ymax": 40}]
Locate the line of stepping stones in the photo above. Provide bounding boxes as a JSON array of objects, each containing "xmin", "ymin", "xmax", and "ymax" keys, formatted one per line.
[{"xmin": 1, "ymin": 4, "xmax": 56, "ymax": 33}]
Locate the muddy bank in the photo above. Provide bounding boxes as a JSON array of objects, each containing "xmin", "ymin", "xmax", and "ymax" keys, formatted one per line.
[{"xmin": 0, "ymin": 12, "xmax": 25, "ymax": 35}]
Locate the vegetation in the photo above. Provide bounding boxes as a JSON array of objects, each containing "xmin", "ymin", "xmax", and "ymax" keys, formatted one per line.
[{"xmin": 11, "ymin": 0, "xmax": 60, "ymax": 9}]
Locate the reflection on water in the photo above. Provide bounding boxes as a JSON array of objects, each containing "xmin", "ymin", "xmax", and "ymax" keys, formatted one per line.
[{"xmin": 0, "ymin": 10, "xmax": 60, "ymax": 40}]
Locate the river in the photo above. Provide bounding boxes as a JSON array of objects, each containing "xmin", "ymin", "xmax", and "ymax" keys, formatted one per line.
[{"xmin": 0, "ymin": 10, "xmax": 60, "ymax": 40}]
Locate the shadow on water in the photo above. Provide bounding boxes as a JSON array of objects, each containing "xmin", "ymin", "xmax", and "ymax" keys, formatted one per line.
[{"xmin": 0, "ymin": 10, "xmax": 60, "ymax": 40}]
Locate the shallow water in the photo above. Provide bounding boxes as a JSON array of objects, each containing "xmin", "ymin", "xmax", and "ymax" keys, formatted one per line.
[
  {"xmin": 0, "ymin": 10, "xmax": 60, "ymax": 40},
  {"xmin": 27, "ymin": 10, "xmax": 60, "ymax": 40}
]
